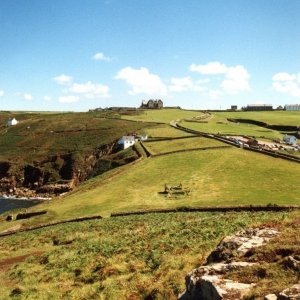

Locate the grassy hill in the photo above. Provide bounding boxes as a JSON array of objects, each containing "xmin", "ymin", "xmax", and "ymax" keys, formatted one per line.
[
  {"xmin": 1, "ymin": 109, "xmax": 300, "ymax": 299},
  {"xmin": 0, "ymin": 210, "xmax": 298, "ymax": 299}
]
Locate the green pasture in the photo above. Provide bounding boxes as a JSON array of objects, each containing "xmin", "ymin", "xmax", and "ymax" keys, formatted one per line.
[
  {"xmin": 144, "ymin": 124, "xmax": 193, "ymax": 138},
  {"xmin": 144, "ymin": 136, "xmax": 226, "ymax": 155},
  {"xmin": 181, "ymin": 120, "xmax": 284, "ymax": 140},
  {"xmin": 0, "ymin": 211, "xmax": 297, "ymax": 299},
  {"xmin": 215, "ymin": 110, "xmax": 300, "ymax": 126},
  {"xmin": 2, "ymin": 147, "xmax": 299, "ymax": 232},
  {"xmin": 122, "ymin": 108, "xmax": 202, "ymax": 123}
]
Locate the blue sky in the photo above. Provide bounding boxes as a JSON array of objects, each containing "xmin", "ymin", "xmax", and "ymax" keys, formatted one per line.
[{"xmin": 0, "ymin": 0, "xmax": 299, "ymax": 111}]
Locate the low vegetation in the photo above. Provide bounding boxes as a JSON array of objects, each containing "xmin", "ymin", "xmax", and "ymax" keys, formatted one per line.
[{"xmin": 0, "ymin": 211, "xmax": 297, "ymax": 299}]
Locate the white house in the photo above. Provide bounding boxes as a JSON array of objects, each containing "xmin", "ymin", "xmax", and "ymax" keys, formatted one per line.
[
  {"xmin": 118, "ymin": 136, "xmax": 135, "ymax": 149},
  {"xmin": 283, "ymin": 134, "xmax": 297, "ymax": 146},
  {"xmin": 6, "ymin": 118, "xmax": 18, "ymax": 126}
]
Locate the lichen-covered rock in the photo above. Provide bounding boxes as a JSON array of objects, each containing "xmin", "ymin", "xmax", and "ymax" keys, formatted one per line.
[
  {"xmin": 265, "ymin": 294, "xmax": 278, "ymax": 300},
  {"xmin": 278, "ymin": 284, "xmax": 300, "ymax": 300},
  {"xmin": 284, "ymin": 256, "xmax": 300, "ymax": 272},
  {"xmin": 179, "ymin": 228, "xmax": 280, "ymax": 300},
  {"xmin": 207, "ymin": 228, "xmax": 280, "ymax": 263},
  {"xmin": 183, "ymin": 267, "xmax": 255, "ymax": 300}
]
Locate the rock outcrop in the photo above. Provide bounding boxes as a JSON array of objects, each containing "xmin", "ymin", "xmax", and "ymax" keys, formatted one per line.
[{"xmin": 180, "ymin": 227, "xmax": 280, "ymax": 300}]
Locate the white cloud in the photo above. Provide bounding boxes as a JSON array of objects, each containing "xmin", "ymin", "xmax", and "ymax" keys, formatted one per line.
[
  {"xmin": 23, "ymin": 93, "xmax": 33, "ymax": 101},
  {"xmin": 169, "ymin": 77, "xmax": 193, "ymax": 92},
  {"xmin": 221, "ymin": 65, "xmax": 250, "ymax": 94},
  {"xmin": 190, "ymin": 61, "xmax": 250, "ymax": 96},
  {"xmin": 0, "ymin": 90, "xmax": 4, "ymax": 97},
  {"xmin": 92, "ymin": 52, "xmax": 111, "ymax": 62},
  {"xmin": 272, "ymin": 72, "xmax": 300, "ymax": 97},
  {"xmin": 69, "ymin": 81, "xmax": 110, "ymax": 98},
  {"xmin": 59, "ymin": 95, "xmax": 79, "ymax": 103},
  {"xmin": 115, "ymin": 67, "xmax": 167, "ymax": 96},
  {"xmin": 190, "ymin": 61, "xmax": 227, "ymax": 74},
  {"xmin": 53, "ymin": 74, "xmax": 73, "ymax": 85},
  {"xmin": 44, "ymin": 96, "xmax": 52, "ymax": 102}
]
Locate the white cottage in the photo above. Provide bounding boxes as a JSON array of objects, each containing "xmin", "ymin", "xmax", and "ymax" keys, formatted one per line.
[
  {"xmin": 118, "ymin": 136, "xmax": 135, "ymax": 149},
  {"xmin": 6, "ymin": 118, "xmax": 18, "ymax": 126},
  {"xmin": 283, "ymin": 134, "xmax": 297, "ymax": 146}
]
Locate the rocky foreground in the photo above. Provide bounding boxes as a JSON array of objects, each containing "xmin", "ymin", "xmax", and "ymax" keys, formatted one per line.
[{"xmin": 180, "ymin": 227, "xmax": 300, "ymax": 300}]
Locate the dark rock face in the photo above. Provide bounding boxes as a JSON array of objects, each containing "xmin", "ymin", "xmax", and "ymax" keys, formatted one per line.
[
  {"xmin": 23, "ymin": 165, "xmax": 43, "ymax": 187},
  {"xmin": 0, "ymin": 141, "xmax": 122, "ymax": 197},
  {"xmin": 0, "ymin": 162, "xmax": 10, "ymax": 178}
]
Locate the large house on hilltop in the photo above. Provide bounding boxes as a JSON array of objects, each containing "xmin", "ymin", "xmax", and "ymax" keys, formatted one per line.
[{"xmin": 140, "ymin": 99, "xmax": 163, "ymax": 109}]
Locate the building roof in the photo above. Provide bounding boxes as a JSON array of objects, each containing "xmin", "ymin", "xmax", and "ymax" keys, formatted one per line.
[{"xmin": 119, "ymin": 136, "xmax": 135, "ymax": 142}]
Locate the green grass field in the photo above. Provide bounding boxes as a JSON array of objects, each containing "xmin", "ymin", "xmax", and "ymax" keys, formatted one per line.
[
  {"xmin": 0, "ymin": 211, "xmax": 297, "ymax": 299},
  {"xmin": 1, "ymin": 146, "xmax": 299, "ymax": 234},
  {"xmin": 122, "ymin": 108, "xmax": 202, "ymax": 123},
  {"xmin": 215, "ymin": 111, "xmax": 300, "ymax": 126},
  {"xmin": 144, "ymin": 136, "xmax": 226, "ymax": 155},
  {"xmin": 181, "ymin": 120, "xmax": 284, "ymax": 139},
  {"xmin": 144, "ymin": 124, "xmax": 193, "ymax": 138}
]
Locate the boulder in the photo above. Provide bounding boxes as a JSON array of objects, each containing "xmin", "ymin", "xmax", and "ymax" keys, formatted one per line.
[
  {"xmin": 180, "ymin": 228, "xmax": 280, "ymax": 300},
  {"xmin": 207, "ymin": 228, "xmax": 279, "ymax": 263},
  {"xmin": 278, "ymin": 284, "xmax": 300, "ymax": 300},
  {"xmin": 265, "ymin": 294, "xmax": 278, "ymax": 300},
  {"xmin": 284, "ymin": 256, "xmax": 300, "ymax": 272}
]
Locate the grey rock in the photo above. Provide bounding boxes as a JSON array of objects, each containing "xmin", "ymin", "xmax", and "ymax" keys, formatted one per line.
[
  {"xmin": 265, "ymin": 294, "xmax": 278, "ymax": 300},
  {"xmin": 278, "ymin": 284, "xmax": 300, "ymax": 300}
]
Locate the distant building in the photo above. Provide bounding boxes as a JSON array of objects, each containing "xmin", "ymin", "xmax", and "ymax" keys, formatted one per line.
[
  {"xmin": 136, "ymin": 135, "xmax": 148, "ymax": 141},
  {"xmin": 243, "ymin": 104, "xmax": 273, "ymax": 111},
  {"xmin": 141, "ymin": 99, "xmax": 163, "ymax": 109},
  {"xmin": 118, "ymin": 136, "xmax": 135, "ymax": 149},
  {"xmin": 230, "ymin": 105, "xmax": 238, "ymax": 111},
  {"xmin": 6, "ymin": 118, "xmax": 18, "ymax": 126},
  {"xmin": 285, "ymin": 104, "xmax": 300, "ymax": 111},
  {"xmin": 283, "ymin": 135, "xmax": 297, "ymax": 146}
]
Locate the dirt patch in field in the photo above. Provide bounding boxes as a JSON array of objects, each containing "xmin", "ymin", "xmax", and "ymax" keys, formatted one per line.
[{"xmin": 0, "ymin": 251, "xmax": 43, "ymax": 272}]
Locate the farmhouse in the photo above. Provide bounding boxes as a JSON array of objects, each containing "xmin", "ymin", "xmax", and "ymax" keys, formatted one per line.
[
  {"xmin": 6, "ymin": 118, "xmax": 18, "ymax": 126},
  {"xmin": 283, "ymin": 135, "xmax": 297, "ymax": 146},
  {"xmin": 118, "ymin": 136, "xmax": 135, "ymax": 149},
  {"xmin": 140, "ymin": 99, "xmax": 163, "ymax": 109},
  {"xmin": 243, "ymin": 104, "xmax": 273, "ymax": 111},
  {"xmin": 285, "ymin": 104, "xmax": 300, "ymax": 111}
]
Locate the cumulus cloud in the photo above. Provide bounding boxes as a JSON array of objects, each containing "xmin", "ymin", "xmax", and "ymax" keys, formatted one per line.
[
  {"xmin": 272, "ymin": 72, "xmax": 300, "ymax": 97},
  {"xmin": 59, "ymin": 95, "xmax": 79, "ymax": 103},
  {"xmin": 115, "ymin": 67, "xmax": 167, "ymax": 96},
  {"xmin": 69, "ymin": 81, "xmax": 110, "ymax": 98},
  {"xmin": 0, "ymin": 90, "xmax": 4, "ymax": 97},
  {"xmin": 92, "ymin": 52, "xmax": 111, "ymax": 62},
  {"xmin": 53, "ymin": 74, "xmax": 73, "ymax": 85},
  {"xmin": 190, "ymin": 61, "xmax": 250, "ymax": 95},
  {"xmin": 221, "ymin": 65, "xmax": 250, "ymax": 94},
  {"xmin": 169, "ymin": 77, "xmax": 193, "ymax": 92},
  {"xmin": 23, "ymin": 93, "xmax": 33, "ymax": 101}
]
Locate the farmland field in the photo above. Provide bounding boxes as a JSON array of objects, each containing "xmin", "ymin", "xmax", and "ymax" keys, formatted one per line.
[
  {"xmin": 215, "ymin": 110, "xmax": 300, "ymax": 126},
  {"xmin": 180, "ymin": 120, "xmax": 283, "ymax": 140},
  {"xmin": 143, "ymin": 136, "xmax": 227, "ymax": 155}
]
